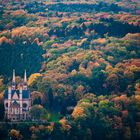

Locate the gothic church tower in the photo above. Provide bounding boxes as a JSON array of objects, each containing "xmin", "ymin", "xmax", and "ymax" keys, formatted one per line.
[{"xmin": 4, "ymin": 70, "xmax": 32, "ymax": 121}]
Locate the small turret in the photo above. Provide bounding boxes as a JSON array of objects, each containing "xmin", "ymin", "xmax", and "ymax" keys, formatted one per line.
[
  {"xmin": 12, "ymin": 69, "xmax": 16, "ymax": 90},
  {"xmin": 23, "ymin": 70, "xmax": 28, "ymax": 90},
  {"xmin": 24, "ymin": 70, "xmax": 27, "ymax": 83},
  {"xmin": 12, "ymin": 69, "xmax": 15, "ymax": 83}
]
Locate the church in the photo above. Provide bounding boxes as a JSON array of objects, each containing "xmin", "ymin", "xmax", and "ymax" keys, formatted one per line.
[{"xmin": 4, "ymin": 70, "xmax": 32, "ymax": 121}]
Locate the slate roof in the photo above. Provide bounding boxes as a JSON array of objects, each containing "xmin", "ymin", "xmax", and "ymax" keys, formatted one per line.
[
  {"xmin": 22, "ymin": 90, "xmax": 30, "ymax": 98},
  {"xmin": 4, "ymin": 89, "xmax": 30, "ymax": 99}
]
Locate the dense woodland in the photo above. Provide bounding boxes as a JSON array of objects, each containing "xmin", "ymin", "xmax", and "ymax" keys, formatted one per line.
[{"xmin": 0, "ymin": 0, "xmax": 140, "ymax": 140}]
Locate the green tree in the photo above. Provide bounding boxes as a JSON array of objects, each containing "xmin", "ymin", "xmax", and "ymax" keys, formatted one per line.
[{"xmin": 30, "ymin": 105, "xmax": 47, "ymax": 120}]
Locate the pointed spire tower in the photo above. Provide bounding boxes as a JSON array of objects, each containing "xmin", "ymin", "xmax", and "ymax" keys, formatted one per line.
[
  {"xmin": 23, "ymin": 70, "xmax": 28, "ymax": 90},
  {"xmin": 12, "ymin": 69, "xmax": 16, "ymax": 90},
  {"xmin": 12, "ymin": 69, "xmax": 15, "ymax": 83},
  {"xmin": 24, "ymin": 70, "xmax": 27, "ymax": 83}
]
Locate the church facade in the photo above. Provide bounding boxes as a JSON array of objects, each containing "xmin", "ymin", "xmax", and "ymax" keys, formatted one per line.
[{"xmin": 4, "ymin": 70, "xmax": 32, "ymax": 121}]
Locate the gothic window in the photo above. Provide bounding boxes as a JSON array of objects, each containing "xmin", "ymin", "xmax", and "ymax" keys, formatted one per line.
[
  {"xmin": 16, "ymin": 108, "xmax": 19, "ymax": 114},
  {"xmin": 23, "ymin": 103, "xmax": 27, "ymax": 108},
  {"xmin": 14, "ymin": 108, "xmax": 16, "ymax": 114},
  {"xmin": 5, "ymin": 103, "xmax": 8, "ymax": 108}
]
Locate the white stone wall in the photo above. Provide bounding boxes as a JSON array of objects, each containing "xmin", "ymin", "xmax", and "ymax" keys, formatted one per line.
[{"xmin": 5, "ymin": 97, "xmax": 32, "ymax": 121}]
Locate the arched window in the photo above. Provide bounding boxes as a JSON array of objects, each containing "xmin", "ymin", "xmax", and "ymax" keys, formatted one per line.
[
  {"xmin": 5, "ymin": 103, "xmax": 8, "ymax": 108},
  {"xmin": 23, "ymin": 103, "xmax": 27, "ymax": 108}
]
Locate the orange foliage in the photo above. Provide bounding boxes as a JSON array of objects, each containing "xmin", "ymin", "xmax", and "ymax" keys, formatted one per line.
[
  {"xmin": 9, "ymin": 129, "xmax": 23, "ymax": 140},
  {"xmin": 123, "ymin": 33, "xmax": 140, "ymax": 41},
  {"xmin": 135, "ymin": 83, "xmax": 140, "ymax": 95},
  {"xmin": 0, "ymin": 36, "xmax": 13, "ymax": 45},
  {"xmin": 113, "ymin": 95, "xmax": 130, "ymax": 108},
  {"xmin": 0, "ymin": 91, "xmax": 4, "ymax": 101},
  {"xmin": 72, "ymin": 106, "xmax": 86, "ymax": 119},
  {"xmin": 11, "ymin": 26, "xmax": 46, "ymax": 40},
  {"xmin": 95, "ymin": 38, "xmax": 107, "ymax": 44},
  {"xmin": 47, "ymin": 125, "xmax": 54, "ymax": 134},
  {"xmin": 28, "ymin": 73, "xmax": 42, "ymax": 86},
  {"xmin": 115, "ymin": 14, "xmax": 140, "ymax": 26},
  {"xmin": 11, "ymin": 10, "xmax": 27, "ymax": 16},
  {"xmin": 59, "ymin": 118, "xmax": 71, "ymax": 131}
]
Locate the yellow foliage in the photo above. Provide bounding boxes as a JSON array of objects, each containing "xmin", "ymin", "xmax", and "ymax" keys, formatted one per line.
[
  {"xmin": 72, "ymin": 106, "xmax": 86, "ymax": 119},
  {"xmin": 28, "ymin": 73, "xmax": 42, "ymax": 86},
  {"xmin": 0, "ymin": 91, "xmax": 4, "ymax": 101},
  {"xmin": 59, "ymin": 118, "xmax": 71, "ymax": 131},
  {"xmin": 107, "ymin": 56, "xmax": 114, "ymax": 62},
  {"xmin": 95, "ymin": 38, "xmax": 107, "ymax": 44},
  {"xmin": 0, "ymin": 78, "xmax": 3, "ymax": 86},
  {"xmin": 9, "ymin": 129, "xmax": 22, "ymax": 140},
  {"xmin": 76, "ymin": 85, "xmax": 85, "ymax": 94},
  {"xmin": 79, "ymin": 64, "xmax": 92, "ymax": 77},
  {"xmin": 47, "ymin": 125, "xmax": 54, "ymax": 134},
  {"xmin": 12, "ymin": 10, "xmax": 27, "ymax": 16},
  {"xmin": 0, "ymin": 36, "xmax": 12, "ymax": 45},
  {"xmin": 135, "ymin": 95, "xmax": 140, "ymax": 102},
  {"xmin": 129, "ymin": 65, "xmax": 140, "ymax": 72},
  {"xmin": 135, "ymin": 83, "xmax": 140, "ymax": 95},
  {"xmin": 105, "ymin": 64, "xmax": 113, "ymax": 72},
  {"xmin": 71, "ymin": 69, "xmax": 77, "ymax": 75},
  {"xmin": 123, "ymin": 33, "xmax": 140, "ymax": 40},
  {"xmin": 11, "ymin": 26, "xmax": 45, "ymax": 40}
]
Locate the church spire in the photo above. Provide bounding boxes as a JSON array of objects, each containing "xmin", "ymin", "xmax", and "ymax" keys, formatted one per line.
[
  {"xmin": 12, "ymin": 69, "xmax": 15, "ymax": 83},
  {"xmin": 23, "ymin": 70, "xmax": 28, "ymax": 90},
  {"xmin": 12, "ymin": 69, "xmax": 16, "ymax": 90},
  {"xmin": 24, "ymin": 70, "xmax": 27, "ymax": 83}
]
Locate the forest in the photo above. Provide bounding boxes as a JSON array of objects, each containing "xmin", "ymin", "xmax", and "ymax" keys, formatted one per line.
[{"xmin": 0, "ymin": 0, "xmax": 140, "ymax": 140}]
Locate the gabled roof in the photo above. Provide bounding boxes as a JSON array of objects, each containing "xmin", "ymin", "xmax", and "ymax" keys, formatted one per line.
[
  {"xmin": 22, "ymin": 90, "xmax": 30, "ymax": 98},
  {"xmin": 4, "ymin": 89, "xmax": 30, "ymax": 99},
  {"xmin": 12, "ymin": 92, "xmax": 19, "ymax": 100}
]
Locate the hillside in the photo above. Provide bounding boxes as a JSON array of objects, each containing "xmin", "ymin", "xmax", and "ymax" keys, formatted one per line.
[{"xmin": 0, "ymin": 0, "xmax": 140, "ymax": 140}]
